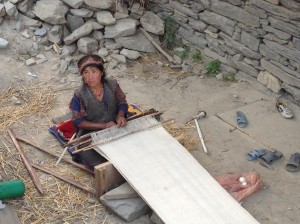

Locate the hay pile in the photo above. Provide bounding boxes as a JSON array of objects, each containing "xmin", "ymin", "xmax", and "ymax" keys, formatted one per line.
[
  {"xmin": 0, "ymin": 85, "xmax": 56, "ymax": 132},
  {"xmin": 163, "ymin": 120, "xmax": 199, "ymax": 151},
  {"xmin": 0, "ymin": 146, "xmax": 104, "ymax": 223}
]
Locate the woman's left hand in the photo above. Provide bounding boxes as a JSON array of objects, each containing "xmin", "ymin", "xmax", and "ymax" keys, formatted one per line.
[{"xmin": 116, "ymin": 115, "xmax": 127, "ymax": 127}]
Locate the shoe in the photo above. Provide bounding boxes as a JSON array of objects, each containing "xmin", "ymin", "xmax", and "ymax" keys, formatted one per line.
[{"xmin": 276, "ymin": 100, "xmax": 293, "ymax": 119}]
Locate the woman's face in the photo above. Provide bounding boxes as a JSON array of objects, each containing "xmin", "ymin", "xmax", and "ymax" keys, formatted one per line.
[{"xmin": 82, "ymin": 66, "xmax": 102, "ymax": 87}]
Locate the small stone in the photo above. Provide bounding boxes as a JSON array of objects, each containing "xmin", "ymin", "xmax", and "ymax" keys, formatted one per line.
[
  {"xmin": 26, "ymin": 58, "xmax": 36, "ymax": 66},
  {"xmin": 0, "ymin": 38, "xmax": 9, "ymax": 48},
  {"xmin": 34, "ymin": 28, "xmax": 47, "ymax": 37},
  {"xmin": 156, "ymin": 61, "xmax": 163, "ymax": 67},
  {"xmin": 233, "ymin": 94, "xmax": 238, "ymax": 98},
  {"xmin": 21, "ymin": 30, "xmax": 31, "ymax": 39},
  {"xmin": 11, "ymin": 96, "xmax": 21, "ymax": 105},
  {"xmin": 202, "ymin": 69, "xmax": 208, "ymax": 75},
  {"xmin": 216, "ymin": 73, "xmax": 223, "ymax": 80},
  {"xmin": 27, "ymin": 72, "xmax": 38, "ymax": 78}
]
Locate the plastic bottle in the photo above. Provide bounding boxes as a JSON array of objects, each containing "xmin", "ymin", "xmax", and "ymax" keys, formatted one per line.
[{"xmin": 0, "ymin": 180, "xmax": 25, "ymax": 200}]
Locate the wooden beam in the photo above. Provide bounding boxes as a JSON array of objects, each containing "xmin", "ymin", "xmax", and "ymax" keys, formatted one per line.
[
  {"xmin": 139, "ymin": 27, "xmax": 174, "ymax": 63},
  {"xmin": 16, "ymin": 137, "xmax": 94, "ymax": 175},
  {"xmin": 32, "ymin": 163, "xmax": 96, "ymax": 195},
  {"xmin": 94, "ymin": 162, "xmax": 125, "ymax": 199},
  {"xmin": 7, "ymin": 128, "xmax": 44, "ymax": 194}
]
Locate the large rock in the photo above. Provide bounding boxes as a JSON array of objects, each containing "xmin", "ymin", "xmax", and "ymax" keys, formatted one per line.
[
  {"xmin": 64, "ymin": 23, "xmax": 93, "ymax": 45},
  {"xmin": 259, "ymin": 44, "xmax": 281, "ymax": 62},
  {"xmin": 48, "ymin": 25, "xmax": 63, "ymax": 44},
  {"xmin": 177, "ymin": 27, "xmax": 207, "ymax": 48},
  {"xmin": 18, "ymin": 13, "xmax": 42, "ymax": 28},
  {"xmin": 244, "ymin": 5, "xmax": 267, "ymax": 18},
  {"xmin": 203, "ymin": 47, "xmax": 229, "ymax": 65},
  {"xmin": 115, "ymin": 30, "xmax": 156, "ymax": 53},
  {"xmin": 130, "ymin": 2, "xmax": 144, "ymax": 20},
  {"xmin": 199, "ymin": 11, "xmax": 236, "ymax": 36},
  {"xmin": 206, "ymin": 34, "xmax": 225, "ymax": 57},
  {"xmin": 83, "ymin": 0, "xmax": 113, "ymax": 9},
  {"xmin": 120, "ymin": 49, "xmax": 141, "ymax": 60},
  {"xmin": 140, "ymin": 11, "xmax": 164, "ymax": 35},
  {"xmin": 293, "ymin": 37, "xmax": 300, "ymax": 50},
  {"xmin": 0, "ymin": 4, "xmax": 5, "ymax": 17},
  {"xmin": 4, "ymin": 1, "xmax": 18, "ymax": 18},
  {"xmin": 261, "ymin": 58, "xmax": 300, "ymax": 88},
  {"xmin": 263, "ymin": 39, "xmax": 300, "ymax": 62},
  {"xmin": 270, "ymin": 60, "xmax": 300, "ymax": 79},
  {"xmin": 66, "ymin": 14, "xmax": 84, "ymax": 32},
  {"xmin": 169, "ymin": 0, "xmax": 198, "ymax": 19},
  {"xmin": 17, "ymin": 0, "xmax": 33, "ymax": 13},
  {"xmin": 85, "ymin": 20, "xmax": 104, "ymax": 30},
  {"xmin": 95, "ymin": 10, "xmax": 116, "ymax": 25},
  {"xmin": 77, "ymin": 37, "xmax": 98, "ymax": 54},
  {"xmin": 229, "ymin": 55, "xmax": 259, "ymax": 77},
  {"xmin": 104, "ymin": 18, "xmax": 137, "ymax": 38},
  {"xmin": 188, "ymin": 18, "xmax": 206, "ymax": 32},
  {"xmin": 61, "ymin": 0, "xmax": 83, "ymax": 9},
  {"xmin": 220, "ymin": 32, "xmax": 262, "ymax": 60},
  {"xmin": 241, "ymin": 31, "xmax": 260, "ymax": 51},
  {"xmin": 262, "ymin": 25, "xmax": 292, "ymax": 40},
  {"xmin": 211, "ymin": 0, "xmax": 260, "ymax": 27},
  {"xmin": 280, "ymin": 0, "xmax": 300, "ymax": 11},
  {"xmin": 257, "ymin": 71, "xmax": 282, "ymax": 93},
  {"xmin": 0, "ymin": 38, "xmax": 9, "ymax": 48},
  {"xmin": 281, "ymin": 83, "xmax": 300, "ymax": 102},
  {"xmin": 33, "ymin": 0, "xmax": 68, "ymax": 24},
  {"xmin": 268, "ymin": 17, "xmax": 300, "ymax": 38},
  {"xmin": 249, "ymin": 0, "xmax": 300, "ymax": 20}
]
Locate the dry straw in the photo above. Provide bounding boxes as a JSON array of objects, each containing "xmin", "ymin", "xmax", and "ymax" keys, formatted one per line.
[
  {"xmin": 0, "ymin": 146, "xmax": 104, "ymax": 224},
  {"xmin": 0, "ymin": 84, "xmax": 56, "ymax": 132}
]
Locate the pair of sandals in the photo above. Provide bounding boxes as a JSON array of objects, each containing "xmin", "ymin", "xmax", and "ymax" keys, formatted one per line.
[
  {"xmin": 247, "ymin": 149, "xmax": 300, "ymax": 172},
  {"xmin": 247, "ymin": 149, "xmax": 283, "ymax": 166}
]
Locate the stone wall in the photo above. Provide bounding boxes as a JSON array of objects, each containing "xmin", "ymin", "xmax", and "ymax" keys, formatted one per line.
[
  {"xmin": 0, "ymin": 0, "xmax": 300, "ymax": 102},
  {"xmin": 150, "ymin": 0, "xmax": 300, "ymax": 102}
]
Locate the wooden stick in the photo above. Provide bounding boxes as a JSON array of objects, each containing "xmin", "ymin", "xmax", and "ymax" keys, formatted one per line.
[
  {"xmin": 7, "ymin": 128, "xmax": 44, "ymax": 194},
  {"xmin": 55, "ymin": 133, "xmax": 77, "ymax": 165},
  {"xmin": 139, "ymin": 28, "xmax": 174, "ymax": 63},
  {"xmin": 194, "ymin": 119, "xmax": 208, "ymax": 154},
  {"xmin": 16, "ymin": 137, "xmax": 94, "ymax": 174},
  {"xmin": 31, "ymin": 163, "xmax": 96, "ymax": 195}
]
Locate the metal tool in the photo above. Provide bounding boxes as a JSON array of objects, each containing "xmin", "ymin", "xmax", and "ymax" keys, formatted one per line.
[{"xmin": 193, "ymin": 111, "xmax": 208, "ymax": 154}]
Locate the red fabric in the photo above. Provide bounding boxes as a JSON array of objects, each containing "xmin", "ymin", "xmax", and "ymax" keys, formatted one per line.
[{"xmin": 55, "ymin": 119, "xmax": 77, "ymax": 140}]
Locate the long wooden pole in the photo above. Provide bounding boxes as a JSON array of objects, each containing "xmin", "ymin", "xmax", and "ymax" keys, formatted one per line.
[
  {"xmin": 7, "ymin": 128, "xmax": 44, "ymax": 194},
  {"xmin": 16, "ymin": 137, "xmax": 94, "ymax": 174},
  {"xmin": 32, "ymin": 164, "xmax": 96, "ymax": 195},
  {"xmin": 139, "ymin": 28, "xmax": 174, "ymax": 63}
]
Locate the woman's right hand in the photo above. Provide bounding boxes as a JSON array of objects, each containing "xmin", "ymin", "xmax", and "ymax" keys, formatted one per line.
[{"xmin": 104, "ymin": 121, "xmax": 116, "ymax": 129}]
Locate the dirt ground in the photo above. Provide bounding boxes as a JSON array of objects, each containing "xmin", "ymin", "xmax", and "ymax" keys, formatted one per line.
[{"xmin": 1, "ymin": 29, "xmax": 300, "ymax": 223}]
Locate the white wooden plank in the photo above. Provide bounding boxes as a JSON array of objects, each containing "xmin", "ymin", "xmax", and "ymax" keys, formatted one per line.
[{"xmin": 92, "ymin": 117, "xmax": 259, "ymax": 224}]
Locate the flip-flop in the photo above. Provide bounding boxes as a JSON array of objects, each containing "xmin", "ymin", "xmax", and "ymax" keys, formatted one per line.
[
  {"xmin": 246, "ymin": 149, "xmax": 269, "ymax": 161},
  {"xmin": 236, "ymin": 111, "xmax": 248, "ymax": 128},
  {"xmin": 260, "ymin": 150, "xmax": 283, "ymax": 165},
  {"xmin": 286, "ymin": 153, "xmax": 300, "ymax": 172}
]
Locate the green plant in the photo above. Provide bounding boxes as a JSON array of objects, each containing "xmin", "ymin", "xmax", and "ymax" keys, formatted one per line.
[
  {"xmin": 178, "ymin": 47, "xmax": 190, "ymax": 59},
  {"xmin": 224, "ymin": 73, "xmax": 236, "ymax": 81},
  {"xmin": 192, "ymin": 51, "xmax": 202, "ymax": 62},
  {"xmin": 163, "ymin": 16, "xmax": 178, "ymax": 49},
  {"xmin": 206, "ymin": 60, "xmax": 221, "ymax": 76}
]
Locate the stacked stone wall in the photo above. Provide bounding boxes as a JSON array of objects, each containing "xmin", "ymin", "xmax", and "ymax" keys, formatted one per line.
[
  {"xmin": 150, "ymin": 0, "xmax": 300, "ymax": 102},
  {"xmin": 0, "ymin": 0, "xmax": 300, "ymax": 101}
]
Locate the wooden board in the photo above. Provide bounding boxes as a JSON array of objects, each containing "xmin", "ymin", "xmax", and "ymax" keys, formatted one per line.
[
  {"xmin": 94, "ymin": 162, "xmax": 125, "ymax": 198},
  {"xmin": 92, "ymin": 117, "xmax": 259, "ymax": 224}
]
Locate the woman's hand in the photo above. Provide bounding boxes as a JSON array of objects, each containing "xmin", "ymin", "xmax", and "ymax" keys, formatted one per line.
[
  {"xmin": 104, "ymin": 121, "xmax": 116, "ymax": 129},
  {"xmin": 116, "ymin": 115, "xmax": 127, "ymax": 127}
]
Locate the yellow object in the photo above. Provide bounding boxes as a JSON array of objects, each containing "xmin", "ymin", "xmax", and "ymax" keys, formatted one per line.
[{"xmin": 128, "ymin": 104, "xmax": 142, "ymax": 116}]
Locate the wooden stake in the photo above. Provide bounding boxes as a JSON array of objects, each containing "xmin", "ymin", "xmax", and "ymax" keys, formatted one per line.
[
  {"xmin": 32, "ymin": 163, "xmax": 96, "ymax": 195},
  {"xmin": 139, "ymin": 28, "xmax": 174, "ymax": 63},
  {"xmin": 7, "ymin": 128, "xmax": 44, "ymax": 194},
  {"xmin": 16, "ymin": 137, "xmax": 94, "ymax": 174}
]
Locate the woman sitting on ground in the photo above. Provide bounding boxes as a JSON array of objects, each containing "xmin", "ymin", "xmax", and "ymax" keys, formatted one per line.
[
  {"xmin": 70, "ymin": 54, "xmax": 128, "ymax": 137},
  {"xmin": 68, "ymin": 54, "xmax": 128, "ymax": 170}
]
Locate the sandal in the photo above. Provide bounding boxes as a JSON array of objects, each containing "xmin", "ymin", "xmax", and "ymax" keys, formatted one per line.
[
  {"xmin": 260, "ymin": 150, "xmax": 283, "ymax": 165},
  {"xmin": 276, "ymin": 100, "xmax": 293, "ymax": 119},
  {"xmin": 286, "ymin": 153, "xmax": 300, "ymax": 172},
  {"xmin": 246, "ymin": 149, "xmax": 269, "ymax": 161},
  {"xmin": 236, "ymin": 111, "xmax": 248, "ymax": 128}
]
